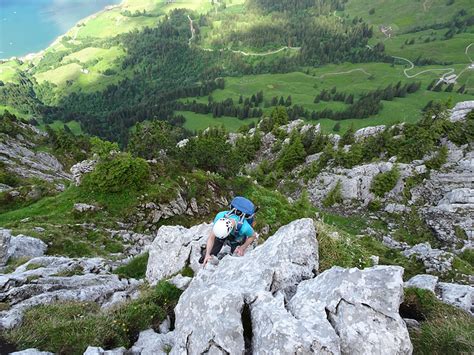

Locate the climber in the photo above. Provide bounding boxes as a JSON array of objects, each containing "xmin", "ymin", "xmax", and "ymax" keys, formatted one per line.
[{"xmin": 199, "ymin": 196, "xmax": 259, "ymax": 266}]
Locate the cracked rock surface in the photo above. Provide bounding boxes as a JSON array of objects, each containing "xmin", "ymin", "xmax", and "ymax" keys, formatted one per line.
[
  {"xmin": 142, "ymin": 218, "xmax": 412, "ymax": 354},
  {"xmin": 0, "ymin": 256, "xmax": 141, "ymax": 330}
]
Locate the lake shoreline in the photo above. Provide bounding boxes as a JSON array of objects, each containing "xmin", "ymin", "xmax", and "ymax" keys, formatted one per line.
[{"xmin": 1, "ymin": 1, "xmax": 123, "ymax": 62}]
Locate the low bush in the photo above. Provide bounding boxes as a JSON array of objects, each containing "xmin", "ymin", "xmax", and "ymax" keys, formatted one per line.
[
  {"xmin": 82, "ymin": 153, "xmax": 150, "ymax": 193},
  {"xmin": 371, "ymin": 165, "xmax": 400, "ymax": 197},
  {"xmin": 322, "ymin": 180, "xmax": 343, "ymax": 207}
]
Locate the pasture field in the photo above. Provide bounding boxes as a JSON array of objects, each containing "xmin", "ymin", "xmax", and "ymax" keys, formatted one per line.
[
  {"xmin": 178, "ymin": 111, "xmax": 259, "ymax": 133},
  {"xmin": 343, "ymin": 0, "xmax": 473, "ymax": 33},
  {"xmin": 381, "ymin": 31, "xmax": 474, "ymax": 64},
  {"xmin": 38, "ymin": 120, "xmax": 83, "ymax": 135},
  {"xmin": 177, "ymin": 62, "xmax": 473, "ymax": 132}
]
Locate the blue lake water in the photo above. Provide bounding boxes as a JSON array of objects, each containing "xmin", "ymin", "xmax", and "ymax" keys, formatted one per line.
[{"xmin": 0, "ymin": 0, "xmax": 121, "ymax": 59}]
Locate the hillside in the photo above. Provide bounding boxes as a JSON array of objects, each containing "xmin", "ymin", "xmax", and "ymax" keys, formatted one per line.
[
  {"xmin": 0, "ymin": 0, "xmax": 473, "ymax": 354},
  {"xmin": 0, "ymin": 0, "xmax": 473, "ymax": 142}
]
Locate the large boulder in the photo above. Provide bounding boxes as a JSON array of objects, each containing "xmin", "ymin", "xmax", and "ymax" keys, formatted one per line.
[
  {"xmin": 146, "ymin": 223, "xmax": 210, "ymax": 285},
  {"xmin": 288, "ymin": 266, "xmax": 412, "ymax": 355},
  {"xmin": 0, "ymin": 229, "xmax": 47, "ymax": 266},
  {"xmin": 144, "ymin": 218, "xmax": 411, "ymax": 354}
]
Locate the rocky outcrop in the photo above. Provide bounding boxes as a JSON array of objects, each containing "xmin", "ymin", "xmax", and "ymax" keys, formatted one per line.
[
  {"xmin": 143, "ymin": 218, "xmax": 412, "ymax": 354},
  {"xmin": 411, "ymin": 148, "xmax": 473, "ymax": 246},
  {"xmin": 73, "ymin": 203, "xmax": 101, "ymax": 213},
  {"xmin": 0, "ymin": 126, "xmax": 70, "ymax": 182},
  {"xmin": 402, "ymin": 242, "xmax": 454, "ymax": 274},
  {"xmin": 133, "ymin": 184, "xmax": 228, "ymax": 232},
  {"xmin": 354, "ymin": 125, "xmax": 386, "ymax": 141},
  {"xmin": 449, "ymin": 100, "xmax": 474, "ymax": 122},
  {"xmin": 146, "ymin": 223, "xmax": 210, "ymax": 284},
  {"xmin": 405, "ymin": 274, "xmax": 473, "ymax": 314},
  {"xmin": 0, "ymin": 256, "xmax": 141, "ymax": 329},
  {"xmin": 70, "ymin": 159, "xmax": 97, "ymax": 186},
  {"xmin": 0, "ymin": 229, "xmax": 47, "ymax": 266}
]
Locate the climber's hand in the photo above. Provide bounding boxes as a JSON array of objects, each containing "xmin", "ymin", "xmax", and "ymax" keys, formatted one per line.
[
  {"xmin": 235, "ymin": 246, "xmax": 246, "ymax": 256},
  {"xmin": 202, "ymin": 254, "xmax": 212, "ymax": 267}
]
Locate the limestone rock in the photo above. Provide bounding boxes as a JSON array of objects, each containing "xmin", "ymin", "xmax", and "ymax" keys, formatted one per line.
[
  {"xmin": 83, "ymin": 346, "xmax": 126, "ymax": 355},
  {"xmin": 289, "ymin": 266, "xmax": 412, "ymax": 355},
  {"xmin": 7, "ymin": 234, "xmax": 47, "ymax": 260},
  {"xmin": 0, "ymin": 228, "xmax": 12, "ymax": 266},
  {"xmin": 146, "ymin": 223, "xmax": 210, "ymax": 285},
  {"xmin": 74, "ymin": 203, "xmax": 101, "ymax": 213},
  {"xmin": 71, "ymin": 159, "xmax": 97, "ymax": 186},
  {"xmin": 436, "ymin": 282, "xmax": 473, "ymax": 315},
  {"xmin": 10, "ymin": 349, "xmax": 54, "ymax": 355},
  {"xmin": 449, "ymin": 100, "xmax": 474, "ymax": 122},
  {"xmin": 130, "ymin": 329, "xmax": 174, "ymax": 355},
  {"xmin": 402, "ymin": 243, "xmax": 454, "ymax": 274},
  {"xmin": 168, "ymin": 274, "xmax": 192, "ymax": 290},
  {"xmin": 0, "ymin": 256, "xmax": 141, "ymax": 330},
  {"xmin": 354, "ymin": 125, "xmax": 386, "ymax": 141},
  {"xmin": 404, "ymin": 274, "xmax": 439, "ymax": 293}
]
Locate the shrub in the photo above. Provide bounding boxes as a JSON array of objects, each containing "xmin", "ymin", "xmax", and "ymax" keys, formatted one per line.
[
  {"xmin": 82, "ymin": 153, "xmax": 150, "ymax": 193},
  {"xmin": 276, "ymin": 132, "xmax": 306, "ymax": 171},
  {"xmin": 370, "ymin": 165, "xmax": 400, "ymax": 197},
  {"xmin": 90, "ymin": 137, "xmax": 119, "ymax": 159},
  {"xmin": 322, "ymin": 180, "xmax": 343, "ymax": 207},
  {"xmin": 425, "ymin": 146, "xmax": 448, "ymax": 170}
]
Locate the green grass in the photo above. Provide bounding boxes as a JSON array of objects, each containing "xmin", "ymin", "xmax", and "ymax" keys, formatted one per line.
[
  {"xmin": 179, "ymin": 111, "xmax": 259, "ymax": 133},
  {"xmin": 114, "ymin": 253, "xmax": 149, "ymax": 279},
  {"xmin": 182, "ymin": 63, "xmax": 473, "ymax": 133},
  {"xmin": 343, "ymin": 0, "xmax": 474, "ymax": 34},
  {"xmin": 402, "ymin": 287, "xmax": 474, "ymax": 354},
  {"xmin": 5, "ymin": 281, "xmax": 182, "ymax": 355},
  {"xmin": 382, "ymin": 30, "xmax": 474, "ymax": 64},
  {"xmin": 38, "ymin": 120, "xmax": 83, "ymax": 135}
]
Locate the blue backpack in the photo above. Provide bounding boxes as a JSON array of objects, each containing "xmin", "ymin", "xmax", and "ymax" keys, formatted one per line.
[{"xmin": 225, "ymin": 196, "xmax": 257, "ymax": 234}]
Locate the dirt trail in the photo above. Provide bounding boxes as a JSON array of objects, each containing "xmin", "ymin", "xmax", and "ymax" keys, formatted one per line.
[
  {"xmin": 392, "ymin": 56, "xmax": 455, "ymax": 78},
  {"xmin": 318, "ymin": 68, "xmax": 371, "ymax": 79},
  {"xmin": 187, "ymin": 15, "xmax": 196, "ymax": 46}
]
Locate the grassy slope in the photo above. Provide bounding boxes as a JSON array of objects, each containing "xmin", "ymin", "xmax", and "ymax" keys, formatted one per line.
[
  {"xmin": 179, "ymin": 111, "xmax": 259, "ymax": 132},
  {"xmin": 343, "ymin": 0, "xmax": 473, "ymax": 33}
]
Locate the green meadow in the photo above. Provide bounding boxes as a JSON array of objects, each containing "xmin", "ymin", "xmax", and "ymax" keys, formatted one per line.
[
  {"xmin": 177, "ymin": 62, "xmax": 473, "ymax": 132},
  {"xmin": 179, "ymin": 111, "xmax": 259, "ymax": 133},
  {"xmin": 343, "ymin": 0, "xmax": 473, "ymax": 33}
]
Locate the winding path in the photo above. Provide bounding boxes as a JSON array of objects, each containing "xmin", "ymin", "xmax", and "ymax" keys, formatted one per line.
[
  {"xmin": 391, "ymin": 55, "xmax": 455, "ymax": 79},
  {"xmin": 318, "ymin": 68, "xmax": 371, "ymax": 79}
]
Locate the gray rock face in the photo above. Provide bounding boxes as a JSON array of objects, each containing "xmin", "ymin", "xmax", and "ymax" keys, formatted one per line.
[
  {"xmin": 83, "ymin": 346, "xmax": 127, "ymax": 355},
  {"xmin": 7, "ymin": 234, "xmax": 47, "ymax": 260},
  {"xmin": 354, "ymin": 125, "xmax": 386, "ymax": 141},
  {"xmin": 70, "ymin": 159, "xmax": 97, "ymax": 186},
  {"xmin": 402, "ymin": 242, "xmax": 454, "ymax": 274},
  {"xmin": 130, "ymin": 329, "xmax": 174, "ymax": 355},
  {"xmin": 168, "ymin": 274, "xmax": 192, "ymax": 290},
  {"xmin": 170, "ymin": 218, "xmax": 319, "ymax": 354},
  {"xmin": 73, "ymin": 203, "xmax": 101, "ymax": 213},
  {"xmin": 10, "ymin": 349, "xmax": 54, "ymax": 355},
  {"xmin": 436, "ymin": 282, "xmax": 473, "ymax": 315},
  {"xmin": 146, "ymin": 223, "xmax": 210, "ymax": 285},
  {"xmin": 0, "ymin": 228, "xmax": 12, "ymax": 266},
  {"xmin": 449, "ymin": 100, "xmax": 474, "ymax": 122},
  {"xmin": 404, "ymin": 274, "xmax": 439, "ymax": 293},
  {"xmin": 411, "ymin": 149, "xmax": 473, "ymax": 245},
  {"xmin": 289, "ymin": 266, "xmax": 412, "ymax": 355},
  {"xmin": 0, "ymin": 128, "xmax": 70, "ymax": 182},
  {"xmin": 0, "ymin": 229, "xmax": 47, "ymax": 266},
  {"xmin": 404, "ymin": 274, "xmax": 473, "ymax": 314},
  {"xmin": 144, "ymin": 218, "xmax": 411, "ymax": 354},
  {"xmin": 0, "ymin": 256, "xmax": 141, "ymax": 330}
]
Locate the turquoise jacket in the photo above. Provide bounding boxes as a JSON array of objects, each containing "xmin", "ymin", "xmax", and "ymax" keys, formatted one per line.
[{"xmin": 213, "ymin": 210, "xmax": 254, "ymax": 242}]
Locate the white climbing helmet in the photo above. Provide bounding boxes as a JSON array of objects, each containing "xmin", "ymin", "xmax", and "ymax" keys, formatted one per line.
[{"xmin": 213, "ymin": 218, "xmax": 234, "ymax": 239}]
